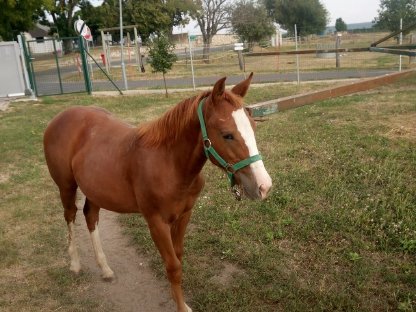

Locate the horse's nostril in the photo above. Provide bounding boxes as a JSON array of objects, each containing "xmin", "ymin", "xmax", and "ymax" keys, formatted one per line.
[{"xmin": 259, "ymin": 184, "xmax": 270, "ymax": 199}]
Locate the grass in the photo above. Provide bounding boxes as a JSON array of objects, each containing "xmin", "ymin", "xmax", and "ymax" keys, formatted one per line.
[
  {"xmin": 1, "ymin": 75, "xmax": 415, "ymax": 311},
  {"xmin": 120, "ymin": 75, "xmax": 416, "ymax": 311}
]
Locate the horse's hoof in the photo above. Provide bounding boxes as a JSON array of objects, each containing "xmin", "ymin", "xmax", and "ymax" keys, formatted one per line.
[
  {"xmin": 185, "ymin": 303, "xmax": 192, "ymax": 312},
  {"xmin": 102, "ymin": 272, "xmax": 116, "ymax": 282},
  {"xmin": 69, "ymin": 262, "xmax": 81, "ymax": 274}
]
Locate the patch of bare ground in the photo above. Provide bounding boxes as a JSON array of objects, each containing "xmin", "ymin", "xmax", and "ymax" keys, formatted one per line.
[
  {"xmin": 355, "ymin": 96, "xmax": 416, "ymax": 140},
  {"xmin": 209, "ymin": 262, "xmax": 245, "ymax": 288},
  {"xmin": 0, "ymin": 165, "xmax": 17, "ymax": 184},
  {"xmin": 74, "ymin": 195, "xmax": 176, "ymax": 311},
  {"xmin": 0, "ymin": 99, "xmax": 10, "ymax": 112},
  {"xmin": 384, "ymin": 112, "xmax": 416, "ymax": 140},
  {"xmin": 0, "ymin": 173, "xmax": 10, "ymax": 184}
]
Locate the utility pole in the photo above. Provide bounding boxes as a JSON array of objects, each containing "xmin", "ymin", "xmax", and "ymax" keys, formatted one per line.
[
  {"xmin": 119, "ymin": 0, "xmax": 128, "ymax": 90},
  {"xmin": 295, "ymin": 24, "xmax": 300, "ymax": 85}
]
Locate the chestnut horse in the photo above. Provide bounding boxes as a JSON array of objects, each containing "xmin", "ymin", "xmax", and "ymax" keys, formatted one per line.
[{"xmin": 44, "ymin": 74, "xmax": 272, "ymax": 312}]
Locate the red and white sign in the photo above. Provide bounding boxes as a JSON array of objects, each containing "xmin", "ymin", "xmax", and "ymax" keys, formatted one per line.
[
  {"xmin": 83, "ymin": 25, "xmax": 92, "ymax": 41},
  {"xmin": 74, "ymin": 19, "xmax": 93, "ymax": 41}
]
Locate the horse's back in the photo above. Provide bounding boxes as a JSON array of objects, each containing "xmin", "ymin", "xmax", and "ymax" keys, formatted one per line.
[
  {"xmin": 44, "ymin": 106, "xmax": 109, "ymax": 154},
  {"xmin": 43, "ymin": 106, "xmax": 119, "ymax": 187}
]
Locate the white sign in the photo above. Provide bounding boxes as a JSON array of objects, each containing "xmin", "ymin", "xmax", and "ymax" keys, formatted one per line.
[
  {"xmin": 74, "ymin": 19, "xmax": 86, "ymax": 35},
  {"xmin": 234, "ymin": 42, "xmax": 244, "ymax": 51}
]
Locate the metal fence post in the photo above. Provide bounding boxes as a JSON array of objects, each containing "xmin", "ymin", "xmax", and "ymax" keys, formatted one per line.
[
  {"xmin": 79, "ymin": 36, "xmax": 92, "ymax": 94},
  {"xmin": 52, "ymin": 39, "xmax": 64, "ymax": 94},
  {"xmin": 336, "ymin": 33, "xmax": 341, "ymax": 69},
  {"xmin": 17, "ymin": 35, "xmax": 35, "ymax": 98},
  {"xmin": 399, "ymin": 18, "xmax": 403, "ymax": 72},
  {"xmin": 295, "ymin": 24, "xmax": 300, "ymax": 85},
  {"xmin": 20, "ymin": 35, "xmax": 38, "ymax": 96},
  {"xmin": 188, "ymin": 34, "xmax": 196, "ymax": 91},
  {"xmin": 410, "ymin": 34, "xmax": 415, "ymax": 66}
]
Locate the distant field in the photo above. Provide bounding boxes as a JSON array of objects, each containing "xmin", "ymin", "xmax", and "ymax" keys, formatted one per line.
[{"xmin": 0, "ymin": 75, "xmax": 415, "ymax": 311}]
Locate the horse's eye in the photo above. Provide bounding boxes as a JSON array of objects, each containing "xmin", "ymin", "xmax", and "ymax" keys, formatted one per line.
[
  {"xmin": 244, "ymin": 107, "xmax": 253, "ymax": 117},
  {"xmin": 223, "ymin": 134, "xmax": 234, "ymax": 140}
]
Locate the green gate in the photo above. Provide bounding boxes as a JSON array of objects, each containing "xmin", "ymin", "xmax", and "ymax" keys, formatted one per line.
[{"xmin": 22, "ymin": 36, "xmax": 91, "ymax": 96}]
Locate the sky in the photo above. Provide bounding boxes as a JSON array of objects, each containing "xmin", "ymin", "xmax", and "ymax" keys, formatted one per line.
[
  {"xmin": 321, "ymin": 0, "xmax": 381, "ymax": 25},
  {"xmin": 175, "ymin": 0, "xmax": 382, "ymax": 34},
  {"xmin": 88, "ymin": 0, "xmax": 382, "ymax": 33}
]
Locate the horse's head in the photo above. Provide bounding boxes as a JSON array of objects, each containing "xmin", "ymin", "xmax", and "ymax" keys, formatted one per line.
[{"xmin": 200, "ymin": 73, "xmax": 272, "ymax": 200}]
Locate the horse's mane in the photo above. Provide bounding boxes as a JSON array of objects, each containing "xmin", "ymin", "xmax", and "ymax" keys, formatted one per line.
[{"xmin": 133, "ymin": 90, "xmax": 243, "ymax": 148}]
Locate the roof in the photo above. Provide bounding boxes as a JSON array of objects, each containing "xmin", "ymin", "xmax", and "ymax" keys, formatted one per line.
[{"xmin": 28, "ymin": 24, "xmax": 50, "ymax": 38}]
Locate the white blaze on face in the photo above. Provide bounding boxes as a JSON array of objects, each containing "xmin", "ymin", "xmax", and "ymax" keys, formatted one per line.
[{"xmin": 232, "ymin": 108, "xmax": 272, "ymax": 197}]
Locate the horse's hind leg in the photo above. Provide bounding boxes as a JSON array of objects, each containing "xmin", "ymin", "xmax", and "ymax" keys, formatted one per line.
[
  {"xmin": 83, "ymin": 198, "xmax": 114, "ymax": 280},
  {"xmin": 59, "ymin": 185, "xmax": 81, "ymax": 274}
]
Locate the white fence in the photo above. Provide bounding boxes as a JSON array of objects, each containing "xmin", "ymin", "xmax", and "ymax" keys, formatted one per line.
[{"xmin": 0, "ymin": 42, "xmax": 26, "ymax": 97}]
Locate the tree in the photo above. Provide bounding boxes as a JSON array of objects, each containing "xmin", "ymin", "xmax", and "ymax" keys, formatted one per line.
[
  {"xmin": 165, "ymin": 0, "xmax": 196, "ymax": 37},
  {"xmin": 75, "ymin": 0, "xmax": 107, "ymax": 41},
  {"xmin": 100, "ymin": 0, "xmax": 119, "ymax": 28},
  {"xmin": 374, "ymin": 0, "xmax": 416, "ymax": 32},
  {"xmin": 264, "ymin": 0, "xmax": 329, "ymax": 36},
  {"xmin": 0, "ymin": 0, "xmax": 52, "ymax": 41},
  {"xmin": 48, "ymin": 0, "xmax": 81, "ymax": 37},
  {"xmin": 148, "ymin": 34, "xmax": 177, "ymax": 97},
  {"xmin": 335, "ymin": 17, "xmax": 347, "ymax": 32},
  {"xmin": 124, "ymin": 0, "xmax": 171, "ymax": 40},
  {"xmin": 95, "ymin": 0, "xmax": 195, "ymax": 42},
  {"xmin": 192, "ymin": 0, "xmax": 230, "ymax": 62},
  {"xmin": 230, "ymin": 0, "xmax": 275, "ymax": 50}
]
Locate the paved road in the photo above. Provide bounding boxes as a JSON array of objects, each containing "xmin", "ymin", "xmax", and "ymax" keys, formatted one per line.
[{"xmin": 33, "ymin": 69, "xmax": 396, "ymax": 96}]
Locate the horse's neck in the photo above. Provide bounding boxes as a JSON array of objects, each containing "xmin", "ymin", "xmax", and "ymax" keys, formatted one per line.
[
  {"xmin": 135, "ymin": 94, "xmax": 209, "ymax": 180},
  {"xmin": 171, "ymin": 118, "xmax": 207, "ymax": 179},
  {"xmin": 171, "ymin": 95, "xmax": 210, "ymax": 178}
]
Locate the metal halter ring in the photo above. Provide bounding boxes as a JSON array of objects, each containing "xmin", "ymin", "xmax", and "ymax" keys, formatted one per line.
[
  {"xmin": 203, "ymin": 139, "xmax": 212, "ymax": 149},
  {"xmin": 225, "ymin": 164, "xmax": 236, "ymax": 174}
]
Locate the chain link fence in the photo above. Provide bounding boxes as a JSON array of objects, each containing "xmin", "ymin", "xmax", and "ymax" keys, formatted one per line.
[
  {"xmin": 86, "ymin": 31, "xmax": 415, "ymax": 91},
  {"xmin": 24, "ymin": 32, "xmax": 416, "ymax": 94},
  {"xmin": 24, "ymin": 37, "xmax": 89, "ymax": 96}
]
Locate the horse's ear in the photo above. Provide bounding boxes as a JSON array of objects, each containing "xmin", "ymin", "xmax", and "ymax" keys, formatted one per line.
[
  {"xmin": 212, "ymin": 77, "xmax": 226, "ymax": 104},
  {"xmin": 231, "ymin": 72, "xmax": 253, "ymax": 97}
]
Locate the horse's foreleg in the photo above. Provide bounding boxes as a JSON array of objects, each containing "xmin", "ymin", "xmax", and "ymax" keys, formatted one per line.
[
  {"xmin": 60, "ymin": 186, "xmax": 81, "ymax": 274},
  {"xmin": 83, "ymin": 199, "xmax": 115, "ymax": 280},
  {"xmin": 171, "ymin": 210, "xmax": 192, "ymax": 263},
  {"xmin": 147, "ymin": 216, "xmax": 192, "ymax": 312}
]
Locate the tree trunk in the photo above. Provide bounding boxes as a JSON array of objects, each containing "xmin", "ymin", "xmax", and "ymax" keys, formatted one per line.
[
  {"xmin": 202, "ymin": 44, "xmax": 210, "ymax": 64},
  {"xmin": 63, "ymin": 39, "xmax": 74, "ymax": 55},
  {"xmin": 201, "ymin": 33, "xmax": 213, "ymax": 64},
  {"xmin": 163, "ymin": 73, "xmax": 168, "ymax": 97}
]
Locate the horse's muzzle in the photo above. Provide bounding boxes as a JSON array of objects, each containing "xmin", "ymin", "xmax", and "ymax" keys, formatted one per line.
[
  {"xmin": 238, "ymin": 169, "xmax": 272, "ymax": 200},
  {"xmin": 259, "ymin": 183, "xmax": 271, "ymax": 200}
]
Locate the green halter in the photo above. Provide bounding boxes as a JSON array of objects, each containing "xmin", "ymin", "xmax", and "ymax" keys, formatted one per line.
[{"xmin": 197, "ymin": 98, "xmax": 262, "ymax": 187}]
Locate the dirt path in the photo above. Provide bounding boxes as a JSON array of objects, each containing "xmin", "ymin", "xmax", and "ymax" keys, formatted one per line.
[{"xmin": 75, "ymin": 195, "xmax": 176, "ymax": 311}]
